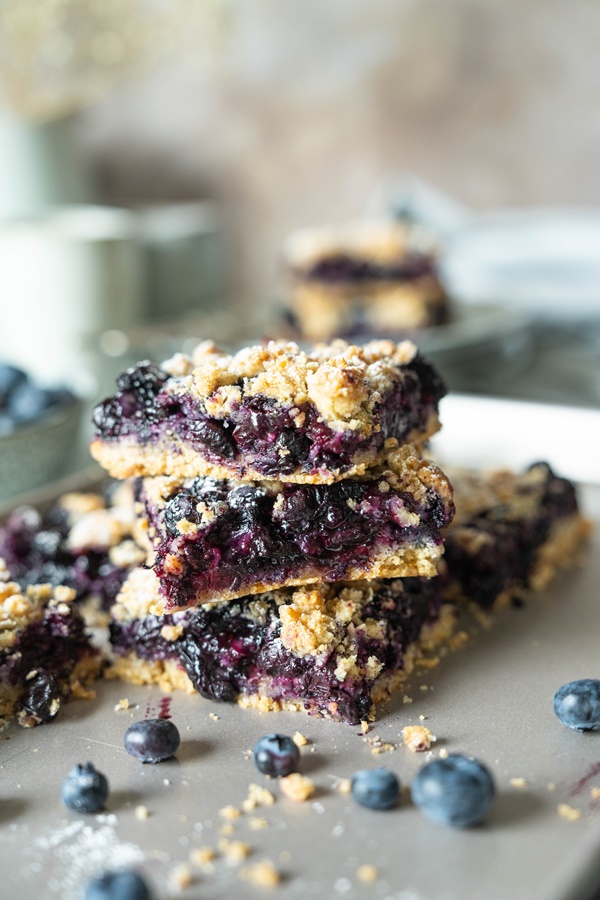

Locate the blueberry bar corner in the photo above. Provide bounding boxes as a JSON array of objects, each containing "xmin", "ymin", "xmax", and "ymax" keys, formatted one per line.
[{"xmin": 90, "ymin": 338, "xmax": 446, "ymax": 484}]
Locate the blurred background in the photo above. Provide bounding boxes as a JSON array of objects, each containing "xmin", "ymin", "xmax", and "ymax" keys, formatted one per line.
[{"xmin": 1, "ymin": 0, "xmax": 600, "ymax": 499}]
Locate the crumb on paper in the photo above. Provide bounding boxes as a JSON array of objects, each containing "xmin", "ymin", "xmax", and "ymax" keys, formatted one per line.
[
  {"xmin": 219, "ymin": 838, "xmax": 251, "ymax": 862},
  {"xmin": 402, "ymin": 725, "xmax": 436, "ymax": 752},
  {"xmin": 547, "ymin": 782, "xmax": 556, "ymax": 791},
  {"xmin": 558, "ymin": 803, "xmax": 582, "ymax": 822},
  {"xmin": 242, "ymin": 783, "xmax": 276, "ymax": 813},
  {"xmin": 402, "ymin": 695, "xmax": 413, "ymax": 704},
  {"xmin": 419, "ymin": 714, "xmax": 427, "ymax": 721},
  {"xmin": 219, "ymin": 805, "xmax": 242, "ymax": 820},
  {"xmin": 114, "ymin": 698, "xmax": 130, "ymax": 712},
  {"xmin": 189, "ymin": 847, "xmax": 216, "ymax": 868},
  {"xmin": 169, "ymin": 863, "xmax": 194, "ymax": 891},
  {"xmin": 135, "ymin": 805, "xmax": 150, "ymax": 820},
  {"xmin": 248, "ymin": 816, "xmax": 269, "ymax": 830},
  {"xmin": 209, "ymin": 712, "xmax": 220, "ymax": 721},
  {"xmin": 360, "ymin": 720, "xmax": 370, "ymax": 734},
  {"xmin": 293, "ymin": 731, "xmax": 308, "ymax": 747},
  {"xmin": 510, "ymin": 778, "xmax": 528, "ymax": 789},
  {"xmin": 449, "ymin": 630, "xmax": 470, "ymax": 651},
  {"xmin": 591, "ymin": 787, "xmax": 600, "ymax": 800},
  {"xmin": 365, "ymin": 733, "xmax": 396, "ymax": 755},
  {"xmin": 240, "ymin": 859, "xmax": 281, "ymax": 888},
  {"xmin": 439, "ymin": 748, "xmax": 448, "ymax": 759},
  {"xmin": 356, "ymin": 864, "xmax": 378, "ymax": 883},
  {"xmin": 219, "ymin": 823, "xmax": 235, "ymax": 836},
  {"xmin": 419, "ymin": 684, "xmax": 429, "ymax": 692},
  {"xmin": 280, "ymin": 773, "xmax": 314, "ymax": 802},
  {"xmin": 337, "ymin": 778, "xmax": 352, "ymax": 795}
]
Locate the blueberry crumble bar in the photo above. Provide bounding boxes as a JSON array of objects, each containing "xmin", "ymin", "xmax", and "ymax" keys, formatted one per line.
[
  {"xmin": 444, "ymin": 463, "xmax": 591, "ymax": 610},
  {"xmin": 107, "ymin": 568, "xmax": 455, "ymax": 725},
  {"xmin": 283, "ymin": 220, "xmax": 449, "ymax": 342},
  {"xmin": 90, "ymin": 339, "xmax": 445, "ymax": 484},
  {"xmin": 0, "ymin": 578, "xmax": 100, "ymax": 728},
  {"xmin": 135, "ymin": 446, "xmax": 454, "ymax": 613},
  {"xmin": 0, "ymin": 484, "xmax": 146, "ymax": 618}
]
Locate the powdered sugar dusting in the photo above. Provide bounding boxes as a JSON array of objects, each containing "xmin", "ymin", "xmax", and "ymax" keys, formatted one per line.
[{"xmin": 23, "ymin": 816, "xmax": 144, "ymax": 898}]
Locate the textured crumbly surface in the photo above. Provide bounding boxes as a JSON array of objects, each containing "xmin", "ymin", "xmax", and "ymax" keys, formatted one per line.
[
  {"xmin": 0, "ymin": 482, "xmax": 146, "ymax": 616},
  {"xmin": 135, "ymin": 445, "xmax": 454, "ymax": 612},
  {"xmin": 91, "ymin": 337, "xmax": 446, "ymax": 484},
  {"xmin": 0, "ymin": 580, "xmax": 100, "ymax": 728},
  {"xmin": 445, "ymin": 463, "xmax": 591, "ymax": 610},
  {"xmin": 108, "ymin": 571, "xmax": 449, "ymax": 725}
]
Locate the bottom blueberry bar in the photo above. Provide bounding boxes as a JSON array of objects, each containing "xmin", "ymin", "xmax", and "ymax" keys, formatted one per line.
[
  {"xmin": 444, "ymin": 462, "xmax": 592, "ymax": 610},
  {"xmin": 108, "ymin": 568, "xmax": 452, "ymax": 725},
  {"xmin": 0, "ymin": 580, "xmax": 101, "ymax": 728}
]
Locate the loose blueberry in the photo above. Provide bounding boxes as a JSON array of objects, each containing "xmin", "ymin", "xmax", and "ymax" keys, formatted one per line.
[
  {"xmin": 351, "ymin": 768, "xmax": 400, "ymax": 810},
  {"xmin": 411, "ymin": 754, "xmax": 495, "ymax": 828},
  {"xmin": 61, "ymin": 762, "xmax": 109, "ymax": 813},
  {"xmin": 124, "ymin": 718, "xmax": 181, "ymax": 763},
  {"xmin": 253, "ymin": 734, "xmax": 300, "ymax": 777},
  {"xmin": 553, "ymin": 679, "xmax": 600, "ymax": 732},
  {"xmin": 84, "ymin": 869, "xmax": 151, "ymax": 900}
]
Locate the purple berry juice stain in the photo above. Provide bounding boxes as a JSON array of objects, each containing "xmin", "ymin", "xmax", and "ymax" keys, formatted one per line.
[{"xmin": 158, "ymin": 697, "xmax": 172, "ymax": 720}]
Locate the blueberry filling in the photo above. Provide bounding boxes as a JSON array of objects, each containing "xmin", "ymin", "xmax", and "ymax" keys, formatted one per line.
[
  {"xmin": 444, "ymin": 463, "xmax": 579, "ymax": 609},
  {"xmin": 1, "ymin": 606, "xmax": 95, "ymax": 724},
  {"xmin": 298, "ymin": 252, "xmax": 437, "ymax": 284},
  {"xmin": 0, "ymin": 503, "xmax": 129, "ymax": 611},
  {"xmin": 143, "ymin": 475, "xmax": 452, "ymax": 610},
  {"xmin": 92, "ymin": 353, "xmax": 445, "ymax": 479},
  {"xmin": 110, "ymin": 578, "xmax": 442, "ymax": 725}
]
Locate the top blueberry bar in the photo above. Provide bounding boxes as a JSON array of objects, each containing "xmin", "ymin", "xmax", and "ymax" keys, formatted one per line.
[{"xmin": 91, "ymin": 339, "xmax": 445, "ymax": 484}]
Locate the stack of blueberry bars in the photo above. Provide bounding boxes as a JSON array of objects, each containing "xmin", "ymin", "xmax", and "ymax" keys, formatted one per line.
[{"xmin": 89, "ymin": 337, "xmax": 459, "ymax": 725}]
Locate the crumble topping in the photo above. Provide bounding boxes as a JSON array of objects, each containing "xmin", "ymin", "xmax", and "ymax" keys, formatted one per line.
[
  {"xmin": 293, "ymin": 731, "xmax": 308, "ymax": 747},
  {"xmin": 240, "ymin": 859, "xmax": 280, "ymax": 888},
  {"xmin": 242, "ymin": 784, "xmax": 276, "ymax": 812},
  {"xmin": 279, "ymin": 773, "xmax": 315, "ymax": 802},
  {"xmin": 218, "ymin": 839, "xmax": 251, "ymax": 862},
  {"xmin": 402, "ymin": 725, "xmax": 436, "ymax": 752},
  {"xmin": 283, "ymin": 219, "xmax": 434, "ymax": 268}
]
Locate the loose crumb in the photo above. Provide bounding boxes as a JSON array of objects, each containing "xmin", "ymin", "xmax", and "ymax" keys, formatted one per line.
[
  {"xmin": 219, "ymin": 823, "xmax": 236, "ymax": 836},
  {"xmin": 402, "ymin": 695, "xmax": 413, "ymax": 704},
  {"xmin": 337, "ymin": 778, "xmax": 352, "ymax": 795},
  {"xmin": 242, "ymin": 784, "xmax": 276, "ymax": 813},
  {"xmin": 419, "ymin": 714, "xmax": 427, "ymax": 721},
  {"xmin": 591, "ymin": 787, "xmax": 600, "ymax": 800},
  {"xmin": 360, "ymin": 720, "xmax": 370, "ymax": 734},
  {"xmin": 135, "ymin": 805, "xmax": 150, "ymax": 820},
  {"xmin": 356, "ymin": 864, "xmax": 378, "ymax": 883},
  {"xmin": 439, "ymin": 748, "xmax": 448, "ymax": 759},
  {"xmin": 293, "ymin": 731, "xmax": 308, "ymax": 747},
  {"xmin": 169, "ymin": 863, "xmax": 194, "ymax": 891},
  {"xmin": 419, "ymin": 684, "xmax": 429, "ymax": 692},
  {"xmin": 510, "ymin": 778, "xmax": 528, "ymax": 789},
  {"xmin": 240, "ymin": 859, "xmax": 280, "ymax": 888},
  {"xmin": 219, "ymin": 838, "xmax": 251, "ymax": 862},
  {"xmin": 547, "ymin": 782, "xmax": 556, "ymax": 791},
  {"xmin": 280, "ymin": 773, "xmax": 315, "ymax": 802},
  {"xmin": 219, "ymin": 805, "xmax": 242, "ymax": 820},
  {"xmin": 189, "ymin": 847, "xmax": 216, "ymax": 868},
  {"xmin": 209, "ymin": 713, "xmax": 220, "ymax": 721},
  {"xmin": 248, "ymin": 816, "xmax": 269, "ymax": 830},
  {"xmin": 114, "ymin": 698, "xmax": 130, "ymax": 712},
  {"xmin": 558, "ymin": 803, "xmax": 582, "ymax": 822},
  {"xmin": 402, "ymin": 725, "xmax": 436, "ymax": 752}
]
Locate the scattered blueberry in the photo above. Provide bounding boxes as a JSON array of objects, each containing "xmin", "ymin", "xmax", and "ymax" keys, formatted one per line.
[
  {"xmin": 411, "ymin": 754, "xmax": 495, "ymax": 828},
  {"xmin": 553, "ymin": 679, "xmax": 600, "ymax": 732},
  {"xmin": 0, "ymin": 364, "xmax": 27, "ymax": 404},
  {"xmin": 61, "ymin": 762, "xmax": 109, "ymax": 813},
  {"xmin": 84, "ymin": 869, "xmax": 151, "ymax": 900},
  {"xmin": 0, "ymin": 361, "xmax": 74, "ymax": 432},
  {"xmin": 124, "ymin": 718, "xmax": 181, "ymax": 763},
  {"xmin": 9, "ymin": 381, "xmax": 52, "ymax": 423},
  {"xmin": 253, "ymin": 734, "xmax": 300, "ymax": 777},
  {"xmin": 351, "ymin": 768, "xmax": 400, "ymax": 810}
]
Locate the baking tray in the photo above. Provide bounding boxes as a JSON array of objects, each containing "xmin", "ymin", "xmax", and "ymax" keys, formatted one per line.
[{"xmin": 1, "ymin": 398, "xmax": 600, "ymax": 900}]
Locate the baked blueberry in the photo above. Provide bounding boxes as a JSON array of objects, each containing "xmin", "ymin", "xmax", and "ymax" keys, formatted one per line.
[
  {"xmin": 84, "ymin": 869, "xmax": 151, "ymax": 900},
  {"xmin": 411, "ymin": 754, "xmax": 495, "ymax": 827},
  {"xmin": 61, "ymin": 762, "xmax": 109, "ymax": 813},
  {"xmin": 124, "ymin": 718, "xmax": 181, "ymax": 763},
  {"xmin": 351, "ymin": 768, "xmax": 400, "ymax": 810},
  {"xmin": 253, "ymin": 734, "xmax": 300, "ymax": 777},
  {"xmin": 553, "ymin": 679, "xmax": 600, "ymax": 732}
]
